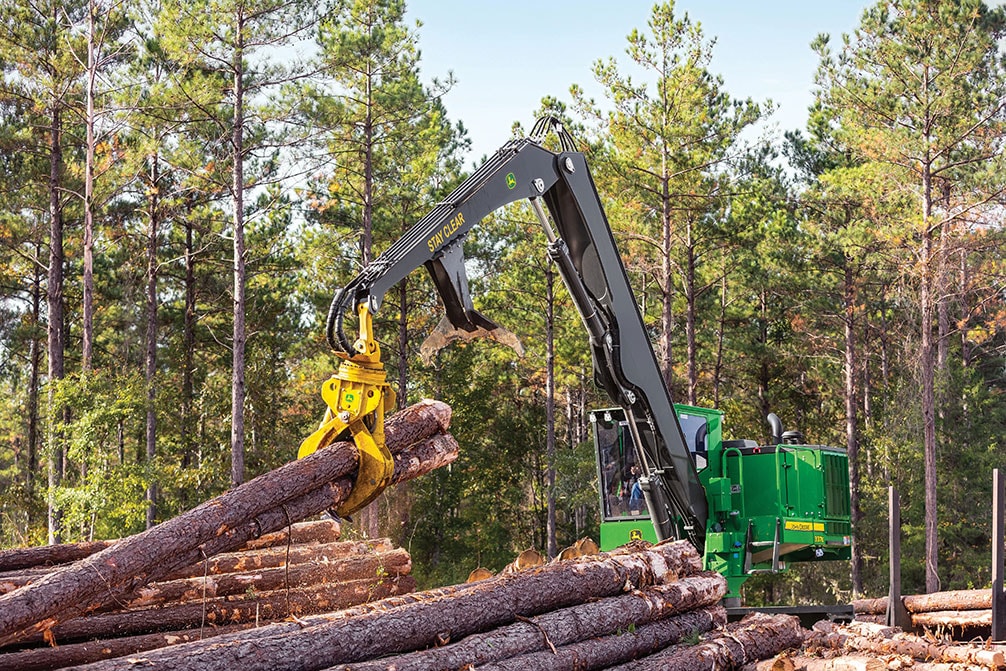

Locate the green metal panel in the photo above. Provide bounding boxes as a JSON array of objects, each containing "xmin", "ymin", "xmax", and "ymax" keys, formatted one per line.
[
  {"xmin": 599, "ymin": 519, "xmax": 659, "ymax": 551},
  {"xmin": 591, "ymin": 404, "xmax": 852, "ymax": 600}
]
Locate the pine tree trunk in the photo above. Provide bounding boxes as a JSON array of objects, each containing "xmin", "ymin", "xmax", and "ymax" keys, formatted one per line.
[
  {"xmin": 844, "ymin": 261, "xmax": 862, "ymax": 596},
  {"xmin": 27, "ymin": 577, "xmax": 416, "ymax": 645},
  {"xmin": 545, "ymin": 261, "xmax": 557, "ymax": 559},
  {"xmin": 46, "ymin": 97, "xmax": 65, "ymax": 546},
  {"xmin": 921, "ymin": 162, "xmax": 939, "ymax": 593},
  {"xmin": 77, "ymin": 541, "xmax": 703, "ymax": 671},
  {"xmin": 115, "ymin": 548, "xmax": 411, "ymax": 610},
  {"xmin": 686, "ymin": 236, "xmax": 697, "ymax": 406},
  {"xmin": 339, "ymin": 574, "xmax": 727, "ymax": 671},
  {"xmin": 26, "ymin": 242, "xmax": 42, "ymax": 499},
  {"xmin": 0, "ymin": 401, "xmax": 453, "ymax": 646},
  {"xmin": 0, "ymin": 623, "xmax": 255, "ymax": 671},
  {"xmin": 182, "ymin": 210, "xmax": 196, "ymax": 470},
  {"xmin": 615, "ymin": 612, "xmax": 804, "ymax": 671},
  {"xmin": 230, "ymin": 14, "xmax": 247, "ymax": 487},
  {"xmin": 482, "ymin": 606, "xmax": 726, "ymax": 671},
  {"xmin": 82, "ymin": 0, "xmax": 96, "ymax": 372},
  {"xmin": 145, "ymin": 156, "xmax": 160, "ymax": 529},
  {"xmin": 660, "ymin": 171, "xmax": 674, "ymax": 399}
]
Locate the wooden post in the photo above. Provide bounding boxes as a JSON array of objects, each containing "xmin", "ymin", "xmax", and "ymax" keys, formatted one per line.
[
  {"xmin": 993, "ymin": 469, "xmax": 1005, "ymax": 641},
  {"xmin": 887, "ymin": 486, "xmax": 911, "ymax": 629}
]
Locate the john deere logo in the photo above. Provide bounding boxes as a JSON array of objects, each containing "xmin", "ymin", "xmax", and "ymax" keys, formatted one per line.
[
  {"xmin": 629, "ymin": 529, "xmax": 643, "ymax": 541},
  {"xmin": 505, "ymin": 172, "xmax": 516, "ymax": 189}
]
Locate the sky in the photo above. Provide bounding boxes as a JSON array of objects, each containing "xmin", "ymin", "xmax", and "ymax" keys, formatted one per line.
[{"xmin": 404, "ymin": 1, "xmax": 873, "ymax": 161}]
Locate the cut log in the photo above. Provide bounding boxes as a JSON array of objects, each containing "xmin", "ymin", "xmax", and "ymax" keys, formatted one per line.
[
  {"xmin": 853, "ymin": 589, "xmax": 992, "ymax": 616},
  {"xmin": 0, "ymin": 540, "xmax": 115, "ymax": 572},
  {"xmin": 742, "ymin": 655, "xmax": 798, "ymax": 671},
  {"xmin": 240, "ymin": 519, "xmax": 341, "ymax": 550},
  {"xmin": 906, "ymin": 589, "xmax": 991, "ymax": 613},
  {"xmin": 466, "ymin": 567, "xmax": 493, "ymax": 583},
  {"xmin": 0, "ymin": 400, "xmax": 453, "ymax": 647},
  {"xmin": 161, "ymin": 538, "xmax": 395, "ymax": 581},
  {"xmin": 912, "ymin": 609, "xmax": 992, "ymax": 628},
  {"xmin": 116, "ymin": 548, "xmax": 411, "ymax": 610},
  {"xmin": 2, "ymin": 539, "xmax": 396, "ymax": 596},
  {"xmin": 850, "ymin": 597, "xmax": 886, "ymax": 615},
  {"xmin": 474, "ymin": 605, "xmax": 726, "ymax": 671},
  {"xmin": 781, "ymin": 656, "xmax": 885, "ymax": 671},
  {"xmin": 27, "ymin": 576, "xmax": 416, "ymax": 645},
  {"xmin": 77, "ymin": 540, "xmax": 703, "ymax": 671},
  {"xmin": 824, "ymin": 622, "xmax": 1004, "ymax": 666},
  {"xmin": 502, "ymin": 548, "xmax": 544, "ymax": 573},
  {"xmin": 0, "ymin": 623, "xmax": 254, "ymax": 671},
  {"xmin": 613, "ymin": 612, "xmax": 805, "ymax": 671},
  {"xmin": 334, "ymin": 572, "xmax": 727, "ymax": 671}
]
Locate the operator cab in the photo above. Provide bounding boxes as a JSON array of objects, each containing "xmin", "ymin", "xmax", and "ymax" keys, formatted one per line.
[{"xmin": 590, "ymin": 405, "xmax": 719, "ymax": 522}]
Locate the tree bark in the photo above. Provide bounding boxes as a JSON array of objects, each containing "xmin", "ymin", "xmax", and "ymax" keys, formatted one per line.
[
  {"xmin": 145, "ymin": 153, "xmax": 160, "ymax": 529},
  {"xmin": 27, "ymin": 242, "xmax": 42, "ymax": 500},
  {"xmin": 912, "ymin": 610, "xmax": 991, "ymax": 628},
  {"xmin": 117, "ymin": 548, "xmax": 411, "ymax": 610},
  {"xmin": 0, "ymin": 400, "xmax": 452, "ymax": 646},
  {"xmin": 481, "ymin": 606, "xmax": 726, "ymax": 671},
  {"xmin": 162, "ymin": 538, "xmax": 392, "ymax": 581},
  {"xmin": 853, "ymin": 589, "xmax": 991, "ymax": 615},
  {"xmin": 46, "ymin": 83, "xmax": 65, "ymax": 546},
  {"xmin": 0, "ymin": 520, "xmax": 343, "ymax": 578},
  {"xmin": 0, "ymin": 623, "xmax": 255, "ymax": 671},
  {"xmin": 30, "ymin": 577, "xmax": 416, "ymax": 646},
  {"xmin": 545, "ymin": 260, "xmax": 557, "ymax": 559},
  {"xmin": 241, "ymin": 518, "xmax": 341, "ymax": 550},
  {"xmin": 905, "ymin": 589, "xmax": 991, "ymax": 613},
  {"xmin": 820, "ymin": 621, "xmax": 1002, "ymax": 666},
  {"xmin": 230, "ymin": 8, "xmax": 247, "ymax": 488},
  {"xmin": 82, "ymin": 0, "xmax": 97, "ymax": 372},
  {"xmin": 844, "ymin": 261, "xmax": 862, "ymax": 597},
  {"xmin": 614, "ymin": 612, "xmax": 804, "ymax": 671},
  {"xmin": 78, "ymin": 541, "xmax": 703, "ymax": 671},
  {"xmin": 181, "ymin": 209, "xmax": 196, "ymax": 470},
  {"xmin": 779, "ymin": 656, "xmax": 885, "ymax": 671},
  {"xmin": 338, "ymin": 573, "xmax": 726, "ymax": 671},
  {"xmin": 0, "ymin": 541, "xmax": 114, "ymax": 573}
]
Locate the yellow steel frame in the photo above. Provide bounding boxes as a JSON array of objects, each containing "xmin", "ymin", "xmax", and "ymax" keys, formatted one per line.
[{"xmin": 298, "ymin": 304, "xmax": 396, "ymax": 517}]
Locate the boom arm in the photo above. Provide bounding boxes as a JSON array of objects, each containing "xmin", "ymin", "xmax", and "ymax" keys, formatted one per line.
[{"xmin": 325, "ymin": 119, "xmax": 708, "ymax": 548}]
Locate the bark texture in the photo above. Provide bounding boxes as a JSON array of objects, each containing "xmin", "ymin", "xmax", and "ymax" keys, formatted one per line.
[
  {"xmin": 475, "ymin": 605, "xmax": 725, "ymax": 671},
  {"xmin": 114, "ymin": 548, "xmax": 411, "ymax": 611},
  {"xmin": 615, "ymin": 612, "xmax": 804, "ymax": 671},
  {"xmin": 33, "ymin": 576, "xmax": 416, "ymax": 645},
  {"xmin": 77, "ymin": 540, "xmax": 702, "ymax": 671},
  {"xmin": 338, "ymin": 573, "xmax": 727, "ymax": 671},
  {"xmin": 0, "ymin": 400, "xmax": 452, "ymax": 646},
  {"xmin": 853, "ymin": 589, "xmax": 991, "ymax": 615},
  {"xmin": 0, "ymin": 623, "xmax": 254, "ymax": 671}
]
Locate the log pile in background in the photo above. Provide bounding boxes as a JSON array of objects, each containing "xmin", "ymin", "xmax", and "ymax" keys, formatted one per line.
[
  {"xmin": 36, "ymin": 540, "xmax": 805, "ymax": 671},
  {"xmin": 852, "ymin": 588, "xmax": 994, "ymax": 630},
  {"xmin": 753, "ymin": 619, "xmax": 1006, "ymax": 671}
]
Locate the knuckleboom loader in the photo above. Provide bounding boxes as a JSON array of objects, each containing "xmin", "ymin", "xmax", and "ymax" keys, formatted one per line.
[{"xmin": 300, "ymin": 118, "xmax": 851, "ymax": 599}]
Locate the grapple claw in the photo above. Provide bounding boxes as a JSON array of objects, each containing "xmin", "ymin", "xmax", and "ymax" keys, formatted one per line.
[{"xmin": 299, "ymin": 305, "xmax": 396, "ymax": 518}]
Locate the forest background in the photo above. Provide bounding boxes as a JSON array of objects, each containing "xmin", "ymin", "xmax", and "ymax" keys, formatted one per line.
[{"xmin": 0, "ymin": 0, "xmax": 1004, "ymax": 605}]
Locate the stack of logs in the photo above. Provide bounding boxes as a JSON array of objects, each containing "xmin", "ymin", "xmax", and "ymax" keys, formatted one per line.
[
  {"xmin": 15, "ymin": 539, "xmax": 806, "ymax": 671},
  {"xmin": 0, "ymin": 399, "xmax": 457, "ymax": 669},
  {"xmin": 853, "ymin": 589, "xmax": 995, "ymax": 631},
  {"xmin": 746, "ymin": 619, "xmax": 1006, "ymax": 671},
  {"xmin": 0, "ymin": 521, "xmax": 416, "ymax": 669}
]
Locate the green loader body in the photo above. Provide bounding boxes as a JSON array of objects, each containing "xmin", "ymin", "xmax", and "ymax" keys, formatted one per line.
[{"xmin": 592, "ymin": 405, "xmax": 851, "ymax": 599}]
